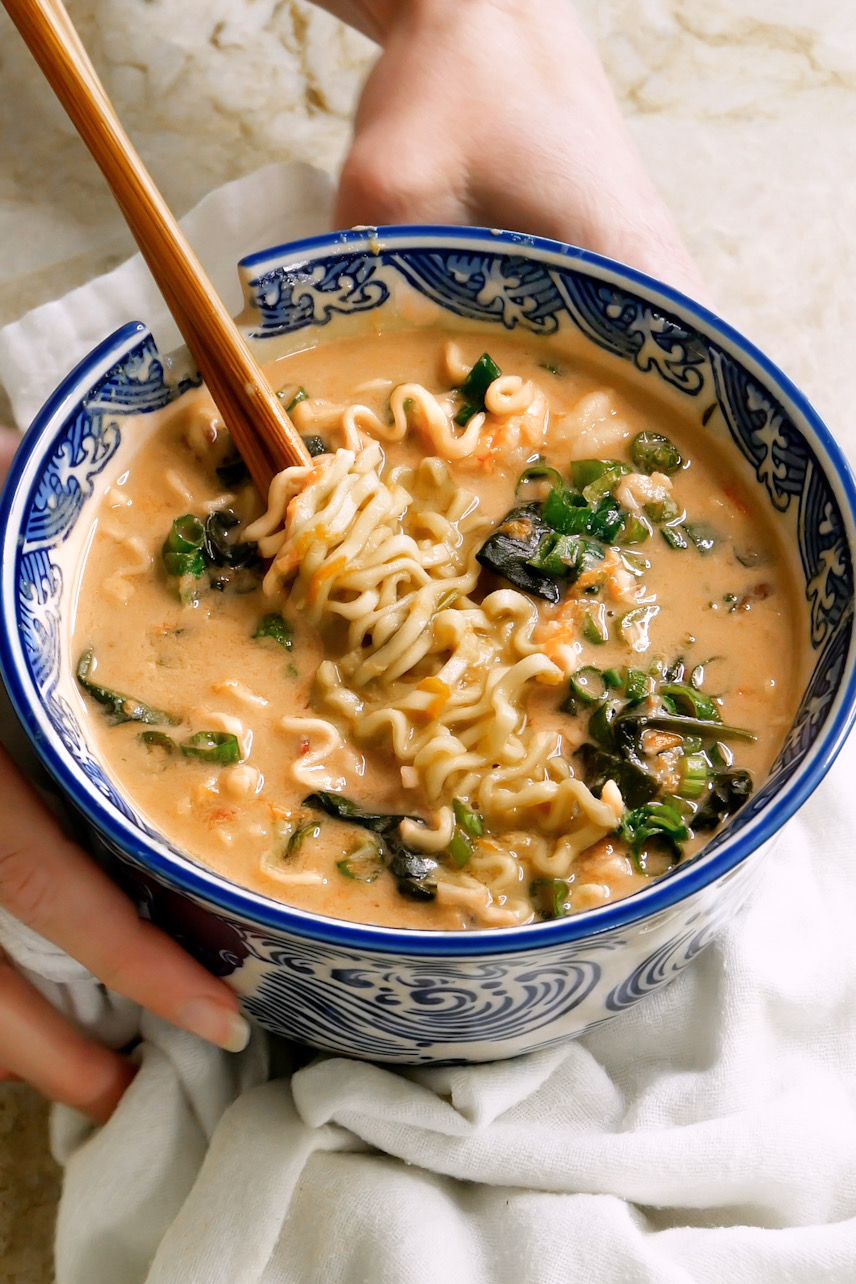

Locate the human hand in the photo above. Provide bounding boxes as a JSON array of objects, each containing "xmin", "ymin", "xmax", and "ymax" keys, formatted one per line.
[
  {"xmin": 322, "ymin": 0, "xmax": 708, "ymax": 301},
  {"xmin": 0, "ymin": 425, "xmax": 18, "ymax": 480},
  {"xmin": 0, "ymin": 428, "xmax": 249, "ymax": 1121}
]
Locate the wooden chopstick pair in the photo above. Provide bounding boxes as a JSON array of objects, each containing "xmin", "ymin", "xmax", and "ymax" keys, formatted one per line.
[{"xmin": 3, "ymin": 0, "xmax": 311, "ymax": 494}]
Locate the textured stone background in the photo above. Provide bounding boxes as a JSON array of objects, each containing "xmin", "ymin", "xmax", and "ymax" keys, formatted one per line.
[{"xmin": 0, "ymin": 1, "xmax": 854, "ymax": 1279}]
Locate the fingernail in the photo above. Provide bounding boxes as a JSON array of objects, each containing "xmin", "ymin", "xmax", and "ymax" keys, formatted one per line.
[{"xmin": 176, "ymin": 998, "xmax": 251, "ymax": 1053}]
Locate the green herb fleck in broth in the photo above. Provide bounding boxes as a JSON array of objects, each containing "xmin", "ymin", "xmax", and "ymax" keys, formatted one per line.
[
  {"xmin": 76, "ymin": 650, "xmax": 179, "ymax": 727},
  {"xmin": 253, "ymin": 613, "xmax": 294, "ymax": 650},
  {"xmin": 180, "ymin": 731, "xmax": 242, "ymax": 765},
  {"xmin": 454, "ymin": 352, "xmax": 502, "ymax": 426}
]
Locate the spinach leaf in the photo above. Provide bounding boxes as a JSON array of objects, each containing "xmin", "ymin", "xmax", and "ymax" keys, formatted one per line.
[
  {"xmin": 76, "ymin": 650, "xmax": 179, "ymax": 727},
  {"xmin": 476, "ymin": 504, "xmax": 561, "ymax": 602},
  {"xmin": 692, "ymin": 769, "xmax": 753, "ymax": 830},
  {"xmin": 575, "ymin": 742, "xmax": 659, "ymax": 810},
  {"xmin": 303, "ymin": 791, "xmax": 437, "ymax": 900}
]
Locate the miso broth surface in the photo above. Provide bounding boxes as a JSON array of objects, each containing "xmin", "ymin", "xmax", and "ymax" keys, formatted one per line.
[{"xmin": 72, "ymin": 330, "xmax": 805, "ymax": 929}]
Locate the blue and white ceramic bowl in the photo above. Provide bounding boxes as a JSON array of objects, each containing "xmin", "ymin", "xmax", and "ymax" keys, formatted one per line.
[{"xmin": 2, "ymin": 227, "xmax": 855, "ymax": 1063}]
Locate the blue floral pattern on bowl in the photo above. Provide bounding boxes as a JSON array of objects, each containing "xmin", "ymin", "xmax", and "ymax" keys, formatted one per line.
[{"xmin": 2, "ymin": 228, "xmax": 855, "ymax": 1063}]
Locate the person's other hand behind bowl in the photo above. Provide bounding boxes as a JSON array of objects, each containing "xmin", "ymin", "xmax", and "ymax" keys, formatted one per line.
[
  {"xmin": 0, "ymin": 0, "xmax": 707, "ymax": 1120},
  {"xmin": 327, "ymin": 0, "xmax": 708, "ymax": 302}
]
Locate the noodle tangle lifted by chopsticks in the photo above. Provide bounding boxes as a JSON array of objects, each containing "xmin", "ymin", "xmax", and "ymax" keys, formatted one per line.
[{"xmin": 246, "ymin": 425, "xmax": 623, "ymax": 921}]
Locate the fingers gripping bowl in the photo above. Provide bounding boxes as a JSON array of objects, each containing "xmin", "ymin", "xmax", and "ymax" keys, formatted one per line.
[{"xmin": 1, "ymin": 228, "xmax": 855, "ymax": 1063}]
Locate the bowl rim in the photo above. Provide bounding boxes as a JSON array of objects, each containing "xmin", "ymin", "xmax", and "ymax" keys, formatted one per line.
[{"xmin": 3, "ymin": 224, "xmax": 856, "ymax": 958}]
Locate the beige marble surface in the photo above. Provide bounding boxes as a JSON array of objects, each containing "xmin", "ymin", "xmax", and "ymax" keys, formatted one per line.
[
  {"xmin": 0, "ymin": 1, "xmax": 373, "ymax": 331},
  {"xmin": 0, "ymin": 1, "xmax": 853, "ymax": 1279},
  {"xmin": 0, "ymin": 1087, "xmax": 59, "ymax": 1283}
]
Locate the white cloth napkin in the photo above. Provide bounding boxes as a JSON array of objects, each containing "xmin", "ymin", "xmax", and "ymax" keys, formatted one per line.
[
  {"xmin": 0, "ymin": 160, "xmax": 334, "ymax": 430},
  {"xmin": 3, "ymin": 160, "xmax": 856, "ymax": 1283}
]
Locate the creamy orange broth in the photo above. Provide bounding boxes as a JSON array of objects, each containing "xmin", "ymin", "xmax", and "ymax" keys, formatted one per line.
[{"xmin": 71, "ymin": 330, "xmax": 804, "ymax": 929}]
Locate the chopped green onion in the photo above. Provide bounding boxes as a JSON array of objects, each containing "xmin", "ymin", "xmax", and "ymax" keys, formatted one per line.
[
  {"xmin": 619, "ymin": 799, "xmax": 688, "ymax": 859},
  {"xmin": 180, "ymin": 731, "xmax": 242, "ymax": 765},
  {"xmin": 454, "ymin": 352, "xmax": 501, "ymax": 425},
  {"xmin": 630, "ymin": 432, "xmax": 683, "ymax": 475},
  {"xmin": 568, "ymin": 666, "xmax": 609, "ymax": 706},
  {"xmin": 683, "ymin": 522, "xmax": 718, "ymax": 555},
  {"xmin": 577, "ymin": 539, "xmax": 608, "ymax": 576},
  {"xmin": 433, "ymin": 589, "xmax": 459, "ymax": 614},
  {"xmin": 448, "ymin": 829, "xmax": 473, "ymax": 868},
  {"xmin": 644, "ymin": 496, "xmax": 681, "ymax": 524},
  {"xmin": 617, "ymin": 514, "xmax": 651, "ymax": 546},
  {"xmin": 659, "ymin": 683, "xmax": 721, "ymax": 722},
  {"xmin": 619, "ymin": 604, "xmax": 660, "ymax": 652},
  {"xmin": 529, "ymin": 533, "xmax": 606, "ymax": 579},
  {"xmin": 530, "ymin": 878, "xmax": 572, "ymax": 920},
  {"xmin": 619, "ymin": 549, "xmax": 650, "ymax": 577},
  {"xmin": 165, "ymin": 550, "xmax": 206, "ymax": 578},
  {"xmin": 253, "ymin": 613, "xmax": 294, "ymax": 651},
  {"xmin": 678, "ymin": 752, "xmax": 710, "ymax": 799},
  {"xmin": 583, "ymin": 611, "xmax": 608, "ymax": 645},
  {"xmin": 603, "ymin": 667, "xmax": 623, "ymax": 689},
  {"xmin": 452, "ymin": 798, "xmax": 484, "ymax": 838},
  {"xmin": 660, "ymin": 526, "xmax": 689, "ymax": 550},
  {"xmin": 162, "ymin": 514, "xmax": 206, "ymax": 578},
  {"xmin": 283, "ymin": 820, "xmax": 320, "ymax": 859},
  {"xmin": 166, "ymin": 513, "xmax": 205, "ymax": 554},
  {"xmin": 76, "ymin": 650, "xmax": 179, "ymax": 727},
  {"xmin": 582, "ymin": 465, "xmax": 630, "ymax": 505},
  {"xmin": 571, "ymin": 459, "xmax": 620, "ymax": 491},
  {"xmin": 527, "ymin": 533, "xmax": 582, "ymax": 577},
  {"xmin": 515, "ymin": 464, "xmax": 564, "ymax": 497},
  {"xmin": 709, "ymin": 741, "xmax": 733, "ymax": 770},
  {"xmin": 287, "ymin": 388, "xmax": 308, "ymax": 411},
  {"xmin": 541, "ymin": 488, "xmax": 591, "ymax": 535},
  {"xmin": 624, "ymin": 668, "xmax": 650, "ymax": 705},
  {"xmin": 138, "ymin": 731, "xmax": 176, "ymax": 753},
  {"xmin": 337, "ymin": 838, "xmax": 385, "ymax": 882}
]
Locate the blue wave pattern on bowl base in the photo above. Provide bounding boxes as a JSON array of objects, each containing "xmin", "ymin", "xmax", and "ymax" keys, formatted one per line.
[
  {"xmin": 112, "ymin": 854, "xmax": 747, "ymax": 1061},
  {"xmin": 10, "ymin": 239, "xmax": 854, "ymax": 1059},
  {"xmin": 238, "ymin": 893, "xmax": 739, "ymax": 1059}
]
